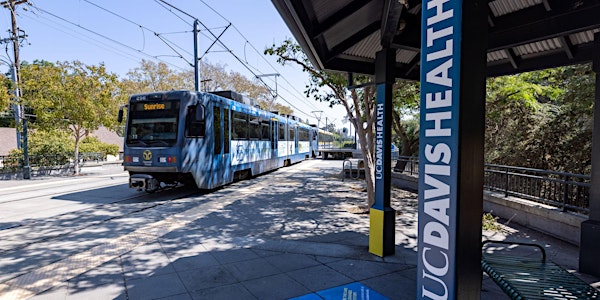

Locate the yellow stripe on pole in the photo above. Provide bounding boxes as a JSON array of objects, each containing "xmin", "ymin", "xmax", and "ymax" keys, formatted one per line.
[{"xmin": 369, "ymin": 208, "xmax": 385, "ymax": 257}]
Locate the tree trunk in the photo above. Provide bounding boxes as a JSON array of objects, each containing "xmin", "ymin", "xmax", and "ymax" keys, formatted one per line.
[
  {"xmin": 73, "ymin": 130, "xmax": 81, "ymax": 175},
  {"xmin": 349, "ymin": 88, "xmax": 377, "ymax": 207}
]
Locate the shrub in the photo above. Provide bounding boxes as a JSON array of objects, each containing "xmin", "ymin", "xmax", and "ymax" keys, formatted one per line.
[{"xmin": 79, "ymin": 136, "xmax": 119, "ymax": 157}]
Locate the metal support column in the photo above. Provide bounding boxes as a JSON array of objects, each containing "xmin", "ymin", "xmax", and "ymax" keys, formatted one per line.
[
  {"xmin": 369, "ymin": 48, "xmax": 396, "ymax": 257},
  {"xmin": 579, "ymin": 32, "xmax": 600, "ymax": 277},
  {"xmin": 193, "ymin": 19, "xmax": 199, "ymax": 93},
  {"xmin": 417, "ymin": 0, "xmax": 487, "ymax": 298}
]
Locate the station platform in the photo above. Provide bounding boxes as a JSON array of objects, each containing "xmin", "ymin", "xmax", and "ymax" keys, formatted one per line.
[{"xmin": 0, "ymin": 160, "xmax": 598, "ymax": 299}]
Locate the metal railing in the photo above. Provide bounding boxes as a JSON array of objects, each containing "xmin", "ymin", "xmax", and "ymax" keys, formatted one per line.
[{"xmin": 393, "ymin": 156, "xmax": 591, "ymax": 214}]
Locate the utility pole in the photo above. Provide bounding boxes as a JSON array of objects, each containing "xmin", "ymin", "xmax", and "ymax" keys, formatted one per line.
[
  {"xmin": 200, "ymin": 79, "xmax": 212, "ymax": 92},
  {"xmin": 1, "ymin": 0, "xmax": 30, "ymax": 179},
  {"xmin": 310, "ymin": 110, "xmax": 322, "ymax": 129},
  {"xmin": 193, "ymin": 19, "xmax": 199, "ymax": 92}
]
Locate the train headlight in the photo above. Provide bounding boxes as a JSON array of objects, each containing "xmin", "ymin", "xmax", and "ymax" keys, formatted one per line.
[
  {"xmin": 159, "ymin": 157, "xmax": 167, "ymax": 163},
  {"xmin": 133, "ymin": 156, "xmax": 140, "ymax": 163}
]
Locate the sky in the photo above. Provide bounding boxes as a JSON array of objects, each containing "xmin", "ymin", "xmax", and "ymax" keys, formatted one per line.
[{"xmin": 0, "ymin": 0, "xmax": 348, "ymax": 129}]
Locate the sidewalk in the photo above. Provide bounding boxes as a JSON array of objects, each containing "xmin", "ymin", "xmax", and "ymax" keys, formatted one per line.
[
  {"xmin": 0, "ymin": 159, "xmax": 598, "ymax": 299},
  {"xmin": 0, "ymin": 161, "xmax": 126, "ymax": 190}
]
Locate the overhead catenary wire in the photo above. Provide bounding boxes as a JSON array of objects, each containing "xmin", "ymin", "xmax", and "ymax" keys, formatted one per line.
[
  {"xmin": 83, "ymin": 0, "xmax": 193, "ymax": 65},
  {"xmin": 159, "ymin": 0, "xmax": 323, "ymax": 117},
  {"xmin": 19, "ymin": 1, "xmax": 334, "ymax": 123},
  {"xmin": 20, "ymin": 13, "xmax": 145, "ymax": 66},
  {"xmin": 28, "ymin": 4, "xmax": 188, "ymax": 72},
  {"xmin": 196, "ymin": 0, "xmax": 325, "ymax": 114},
  {"xmin": 156, "ymin": 0, "xmax": 314, "ymax": 118}
]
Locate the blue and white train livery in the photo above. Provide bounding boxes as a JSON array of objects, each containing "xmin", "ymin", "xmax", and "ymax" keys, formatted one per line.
[{"xmin": 120, "ymin": 90, "xmax": 318, "ymax": 192}]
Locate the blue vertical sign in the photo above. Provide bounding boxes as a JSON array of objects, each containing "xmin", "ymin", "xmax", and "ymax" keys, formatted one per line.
[
  {"xmin": 374, "ymin": 86, "xmax": 385, "ymax": 208},
  {"xmin": 417, "ymin": 0, "xmax": 462, "ymax": 299}
]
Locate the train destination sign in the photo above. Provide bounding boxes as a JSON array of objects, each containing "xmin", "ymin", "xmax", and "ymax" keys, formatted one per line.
[
  {"xmin": 417, "ymin": 0, "xmax": 462, "ymax": 299},
  {"xmin": 143, "ymin": 103, "xmax": 166, "ymax": 110}
]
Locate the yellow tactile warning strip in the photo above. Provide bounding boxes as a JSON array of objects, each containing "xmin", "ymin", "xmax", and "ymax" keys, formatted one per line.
[{"xmin": 0, "ymin": 180, "xmax": 274, "ymax": 300}]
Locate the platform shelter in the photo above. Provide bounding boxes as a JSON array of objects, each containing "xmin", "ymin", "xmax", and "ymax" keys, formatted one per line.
[{"xmin": 271, "ymin": 0, "xmax": 600, "ymax": 298}]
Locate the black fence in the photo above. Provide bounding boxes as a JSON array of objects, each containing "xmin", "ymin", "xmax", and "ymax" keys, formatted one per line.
[
  {"xmin": 393, "ymin": 156, "xmax": 591, "ymax": 214},
  {"xmin": 0, "ymin": 152, "xmax": 104, "ymax": 176}
]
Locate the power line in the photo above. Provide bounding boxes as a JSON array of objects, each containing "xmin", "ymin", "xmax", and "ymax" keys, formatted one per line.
[
  {"xmin": 156, "ymin": 0, "xmax": 310, "ymax": 115},
  {"xmin": 21, "ymin": 1, "xmax": 330, "ymax": 123},
  {"xmin": 82, "ymin": 0, "xmax": 193, "ymax": 65},
  {"xmin": 27, "ymin": 3, "xmax": 189, "ymax": 71},
  {"xmin": 22, "ymin": 13, "xmax": 146, "ymax": 66},
  {"xmin": 196, "ymin": 0, "xmax": 324, "ymax": 114}
]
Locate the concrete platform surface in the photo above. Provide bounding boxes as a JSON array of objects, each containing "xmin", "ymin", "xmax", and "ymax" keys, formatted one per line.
[{"xmin": 0, "ymin": 159, "xmax": 598, "ymax": 299}]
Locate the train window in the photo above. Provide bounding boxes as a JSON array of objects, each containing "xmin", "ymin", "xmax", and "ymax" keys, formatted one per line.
[
  {"xmin": 289, "ymin": 126, "xmax": 296, "ymax": 141},
  {"xmin": 249, "ymin": 117, "xmax": 260, "ymax": 140},
  {"xmin": 186, "ymin": 105, "xmax": 205, "ymax": 138},
  {"xmin": 232, "ymin": 111, "xmax": 248, "ymax": 140},
  {"xmin": 279, "ymin": 123, "xmax": 285, "ymax": 140},
  {"xmin": 214, "ymin": 107, "xmax": 221, "ymax": 154},
  {"xmin": 261, "ymin": 119, "xmax": 270, "ymax": 140},
  {"xmin": 299, "ymin": 128, "xmax": 309, "ymax": 141},
  {"xmin": 224, "ymin": 108, "xmax": 230, "ymax": 153}
]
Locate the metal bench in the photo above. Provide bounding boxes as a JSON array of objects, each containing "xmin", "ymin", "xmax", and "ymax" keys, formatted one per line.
[{"xmin": 482, "ymin": 240, "xmax": 600, "ymax": 299}]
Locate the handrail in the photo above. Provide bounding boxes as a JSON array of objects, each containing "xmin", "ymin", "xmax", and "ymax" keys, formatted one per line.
[{"xmin": 393, "ymin": 156, "xmax": 591, "ymax": 214}]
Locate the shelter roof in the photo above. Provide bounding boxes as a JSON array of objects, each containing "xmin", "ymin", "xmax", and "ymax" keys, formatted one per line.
[{"xmin": 272, "ymin": 0, "xmax": 600, "ymax": 79}]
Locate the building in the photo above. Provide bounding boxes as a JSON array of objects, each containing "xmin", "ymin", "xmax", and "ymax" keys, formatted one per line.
[{"xmin": 0, "ymin": 127, "xmax": 123, "ymax": 156}]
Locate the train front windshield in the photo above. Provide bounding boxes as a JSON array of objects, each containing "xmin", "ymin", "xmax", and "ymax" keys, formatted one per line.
[{"xmin": 126, "ymin": 100, "xmax": 180, "ymax": 147}]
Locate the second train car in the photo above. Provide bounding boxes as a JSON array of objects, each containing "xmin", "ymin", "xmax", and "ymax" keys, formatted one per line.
[{"xmin": 119, "ymin": 90, "xmax": 318, "ymax": 192}]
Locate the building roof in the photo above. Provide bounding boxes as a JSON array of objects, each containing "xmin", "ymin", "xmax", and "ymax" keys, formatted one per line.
[
  {"xmin": 272, "ymin": 0, "xmax": 600, "ymax": 79},
  {"xmin": 0, "ymin": 127, "xmax": 18, "ymax": 156},
  {"xmin": 91, "ymin": 127, "xmax": 124, "ymax": 152}
]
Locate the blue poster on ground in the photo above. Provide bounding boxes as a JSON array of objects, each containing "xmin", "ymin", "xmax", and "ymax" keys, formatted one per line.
[{"xmin": 291, "ymin": 282, "xmax": 388, "ymax": 300}]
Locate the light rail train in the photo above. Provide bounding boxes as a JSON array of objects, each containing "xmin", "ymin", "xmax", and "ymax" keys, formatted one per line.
[{"xmin": 119, "ymin": 90, "xmax": 318, "ymax": 192}]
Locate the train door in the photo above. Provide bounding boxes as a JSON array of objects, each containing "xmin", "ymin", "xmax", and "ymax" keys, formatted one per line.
[
  {"xmin": 289, "ymin": 124, "xmax": 296, "ymax": 157},
  {"xmin": 212, "ymin": 104, "xmax": 226, "ymax": 185},
  {"xmin": 270, "ymin": 118, "xmax": 278, "ymax": 169},
  {"xmin": 278, "ymin": 121, "xmax": 287, "ymax": 160},
  {"xmin": 310, "ymin": 127, "xmax": 318, "ymax": 157}
]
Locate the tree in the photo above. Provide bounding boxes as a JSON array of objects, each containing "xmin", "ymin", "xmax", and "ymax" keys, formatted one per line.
[
  {"xmin": 20, "ymin": 60, "xmax": 125, "ymax": 175},
  {"xmin": 482, "ymin": 65, "xmax": 599, "ymax": 174},
  {"xmin": 391, "ymin": 80, "xmax": 420, "ymax": 166},
  {"xmin": 266, "ymin": 39, "xmax": 380, "ymax": 207},
  {"xmin": 485, "ymin": 71, "xmax": 562, "ymax": 168},
  {"xmin": 0, "ymin": 74, "xmax": 10, "ymax": 112},
  {"xmin": 123, "ymin": 59, "xmax": 292, "ymax": 114},
  {"xmin": 122, "ymin": 59, "xmax": 193, "ymax": 94}
]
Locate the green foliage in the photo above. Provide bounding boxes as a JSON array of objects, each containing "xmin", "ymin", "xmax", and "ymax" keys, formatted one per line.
[
  {"xmin": 20, "ymin": 60, "xmax": 124, "ymax": 133},
  {"xmin": 79, "ymin": 136, "xmax": 119, "ymax": 157},
  {"xmin": 8, "ymin": 130, "xmax": 118, "ymax": 164},
  {"xmin": 8, "ymin": 130, "xmax": 72, "ymax": 168},
  {"xmin": 391, "ymin": 80, "xmax": 420, "ymax": 157},
  {"xmin": 482, "ymin": 213, "xmax": 502, "ymax": 232},
  {"xmin": 28, "ymin": 130, "xmax": 73, "ymax": 157},
  {"xmin": 0, "ymin": 74, "xmax": 11, "ymax": 112},
  {"xmin": 265, "ymin": 39, "xmax": 348, "ymax": 107},
  {"xmin": 19, "ymin": 60, "xmax": 124, "ymax": 174},
  {"xmin": 485, "ymin": 64, "xmax": 593, "ymax": 174},
  {"xmin": 3, "ymin": 149, "xmax": 23, "ymax": 171}
]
